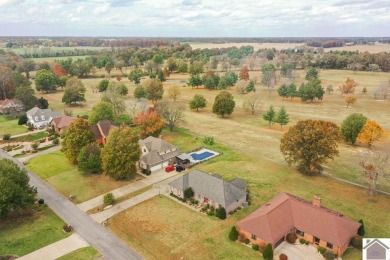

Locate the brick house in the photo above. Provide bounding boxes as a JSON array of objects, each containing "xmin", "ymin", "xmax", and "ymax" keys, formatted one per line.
[
  {"xmin": 169, "ymin": 170, "xmax": 247, "ymax": 214},
  {"xmin": 90, "ymin": 120, "xmax": 117, "ymax": 145},
  {"xmin": 50, "ymin": 115, "xmax": 76, "ymax": 134},
  {"xmin": 138, "ymin": 136, "xmax": 180, "ymax": 172},
  {"xmin": 236, "ymin": 192, "xmax": 360, "ymax": 256}
]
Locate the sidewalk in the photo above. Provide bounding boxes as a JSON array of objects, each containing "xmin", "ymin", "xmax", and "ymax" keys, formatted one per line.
[
  {"xmin": 17, "ymin": 145, "xmax": 61, "ymax": 163},
  {"xmin": 19, "ymin": 233, "xmax": 90, "ymax": 260},
  {"xmin": 77, "ymin": 169, "xmax": 181, "ymax": 212}
]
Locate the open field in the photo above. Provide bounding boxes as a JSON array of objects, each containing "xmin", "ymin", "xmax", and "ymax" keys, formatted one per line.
[
  {"xmin": 0, "ymin": 206, "xmax": 69, "ymax": 257},
  {"xmin": 189, "ymin": 42, "xmax": 390, "ymax": 53},
  {"xmin": 57, "ymin": 246, "xmax": 101, "ymax": 260},
  {"xmin": 26, "ymin": 152, "xmax": 142, "ymax": 203},
  {"xmin": 31, "ymin": 55, "xmax": 90, "ymax": 62},
  {"xmin": 9, "ymin": 46, "xmax": 110, "ymax": 55},
  {"xmin": 0, "ymin": 115, "xmax": 28, "ymax": 136},
  {"xmin": 109, "ymin": 196, "xmax": 261, "ymax": 260}
]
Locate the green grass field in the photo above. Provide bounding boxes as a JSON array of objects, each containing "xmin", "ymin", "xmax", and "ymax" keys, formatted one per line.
[
  {"xmin": 26, "ymin": 152, "xmax": 141, "ymax": 203},
  {"xmin": 0, "ymin": 206, "xmax": 69, "ymax": 257},
  {"xmin": 0, "ymin": 115, "xmax": 28, "ymax": 136},
  {"xmin": 56, "ymin": 246, "xmax": 100, "ymax": 260}
]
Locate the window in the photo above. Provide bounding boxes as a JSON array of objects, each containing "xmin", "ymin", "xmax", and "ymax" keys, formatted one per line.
[
  {"xmin": 35, "ymin": 116, "xmax": 38, "ymax": 121},
  {"xmin": 143, "ymin": 149, "xmax": 147, "ymax": 153},
  {"xmin": 296, "ymin": 229, "xmax": 304, "ymax": 236},
  {"xmin": 41, "ymin": 116, "xmax": 45, "ymax": 120},
  {"xmin": 314, "ymin": 236, "xmax": 320, "ymax": 244},
  {"xmin": 326, "ymin": 242, "xmax": 333, "ymax": 249},
  {"xmin": 251, "ymin": 234, "xmax": 256, "ymax": 240}
]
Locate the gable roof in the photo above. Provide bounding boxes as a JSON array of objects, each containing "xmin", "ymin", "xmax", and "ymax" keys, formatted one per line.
[
  {"xmin": 236, "ymin": 193, "xmax": 361, "ymax": 248},
  {"xmin": 0, "ymin": 99, "xmax": 23, "ymax": 107},
  {"xmin": 91, "ymin": 120, "xmax": 117, "ymax": 139},
  {"xmin": 26, "ymin": 107, "xmax": 60, "ymax": 122},
  {"xmin": 169, "ymin": 170, "xmax": 247, "ymax": 208},
  {"xmin": 51, "ymin": 115, "xmax": 76, "ymax": 129},
  {"xmin": 139, "ymin": 136, "xmax": 177, "ymax": 153},
  {"xmin": 230, "ymin": 178, "xmax": 247, "ymax": 190},
  {"xmin": 363, "ymin": 239, "xmax": 390, "ymax": 250}
]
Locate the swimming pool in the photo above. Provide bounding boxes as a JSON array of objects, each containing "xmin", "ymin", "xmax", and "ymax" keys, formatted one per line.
[{"xmin": 189, "ymin": 149, "xmax": 219, "ymax": 163}]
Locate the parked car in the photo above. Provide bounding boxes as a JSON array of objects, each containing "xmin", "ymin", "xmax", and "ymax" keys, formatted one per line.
[
  {"xmin": 165, "ymin": 165, "xmax": 175, "ymax": 172},
  {"xmin": 176, "ymin": 165, "xmax": 185, "ymax": 172},
  {"xmin": 182, "ymin": 159, "xmax": 191, "ymax": 164}
]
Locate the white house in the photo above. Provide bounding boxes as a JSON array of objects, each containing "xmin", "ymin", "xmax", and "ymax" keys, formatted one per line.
[{"xmin": 26, "ymin": 107, "xmax": 60, "ymax": 129}]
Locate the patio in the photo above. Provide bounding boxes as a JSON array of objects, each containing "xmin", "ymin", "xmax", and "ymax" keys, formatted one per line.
[{"xmin": 274, "ymin": 241, "xmax": 324, "ymax": 260}]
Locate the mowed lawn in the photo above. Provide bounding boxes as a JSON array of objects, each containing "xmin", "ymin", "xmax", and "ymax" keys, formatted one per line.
[
  {"xmin": 26, "ymin": 152, "xmax": 141, "ymax": 203},
  {"xmin": 57, "ymin": 246, "xmax": 101, "ymax": 260},
  {"xmin": 109, "ymin": 196, "xmax": 260, "ymax": 260},
  {"xmin": 0, "ymin": 115, "xmax": 27, "ymax": 136},
  {"xmin": 0, "ymin": 206, "xmax": 69, "ymax": 257}
]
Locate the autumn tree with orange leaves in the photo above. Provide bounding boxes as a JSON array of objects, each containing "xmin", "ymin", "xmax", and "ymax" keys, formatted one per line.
[
  {"xmin": 52, "ymin": 64, "xmax": 68, "ymax": 78},
  {"xmin": 340, "ymin": 78, "xmax": 357, "ymax": 95},
  {"xmin": 132, "ymin": 110, "xmax": 164, "ymax": 139},
  {"xmin": 357, "ymin": 120, "xmax": 388, "ymax": 147},
  {"xmin": 239, "ymin": 66, "xmax": 250, "ymax": 81}
]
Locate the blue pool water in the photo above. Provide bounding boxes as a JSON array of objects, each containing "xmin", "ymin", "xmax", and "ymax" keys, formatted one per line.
[{"xmin": 191, "ymin": 151, "xmax": 215, "ymax": 161}]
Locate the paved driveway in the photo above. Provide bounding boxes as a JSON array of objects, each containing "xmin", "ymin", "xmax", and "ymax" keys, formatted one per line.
[{"xmin": 274, "ymin": 242, "xmax": 324, "ymax": 260}]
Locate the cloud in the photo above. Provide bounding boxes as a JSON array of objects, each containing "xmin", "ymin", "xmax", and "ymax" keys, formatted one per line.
[
  {"xmin": 76, "ymin": 5, "xmax": 84, "ymax": 13},
  {"xmin": 93, "ymin": 3, "xmax": 110, "ymax": 14},
  {"xmin": 0, "ymin": 0, "xmax": 22, "ymax": 7}
]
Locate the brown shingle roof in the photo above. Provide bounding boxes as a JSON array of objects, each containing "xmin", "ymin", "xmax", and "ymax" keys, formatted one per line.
[
  {"xmin": 236, "ymin": 193, "xmax": 360, "ymax": 247},
  {"xmin": 51, "ymin": 115, "xmax": 76, "ymax": 129},
  {"xmin": 91, "ymin": 120, "xmax": 117, "ymax": 139}
]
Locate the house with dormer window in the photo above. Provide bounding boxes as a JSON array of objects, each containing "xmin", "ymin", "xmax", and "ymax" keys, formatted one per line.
[{"xmin": 26, "ymin": 107, "xmax": 60, "ymax": 129}]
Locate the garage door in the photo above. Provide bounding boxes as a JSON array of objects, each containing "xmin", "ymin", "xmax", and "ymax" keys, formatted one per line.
[
  {"xmin": 162, "ymin": 161, "xmax": 169, "ymax": 167},
  {"xmin": 150, "ymin": 164, "xmax": 162, "ymax": 171}
]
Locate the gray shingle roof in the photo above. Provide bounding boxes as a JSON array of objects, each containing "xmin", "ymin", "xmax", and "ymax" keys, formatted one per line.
[
  {"xmin": 139, "ymin": 136, "xmax": 177, "ymax": 153},
  {"xmin": 139, "ymin": 136, "xmax": 180, "ymax": 166},
  {"xmin": 230, "ymin": 178, "xmax": 247, "ymax": 190},
  {"xmin": 26, "ymin": 107, "xmax": 60, "ymax": 123},
  {"xmin": 169, "ymin": 170, "xmax": 247, "ymax": 208}
]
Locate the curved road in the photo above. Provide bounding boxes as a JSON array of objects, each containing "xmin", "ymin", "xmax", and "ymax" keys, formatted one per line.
[{"xmin": 0, "ymin": 150, "xmax": 142, "ymax": 260}]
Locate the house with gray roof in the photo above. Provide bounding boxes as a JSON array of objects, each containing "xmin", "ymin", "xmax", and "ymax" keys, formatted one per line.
[
  {"xmin": 169, "ymin": 170, "xmax": 247, "ymax": 214},
  {"xmin": 139, "ymin": 136, "xmax": 180, "ymax": 172},
  {"xmin": 26, "ymin": 107, "xmax": 60, "ymax": 129}
]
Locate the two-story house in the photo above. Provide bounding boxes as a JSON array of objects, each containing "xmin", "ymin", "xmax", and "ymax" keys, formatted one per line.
[
  {"xmin": 139, "ymin": 136, "xmax": 180, "ymax": 172},
  {"xmin": 26, "ymin": 107, "xmax": 60, "ymax": 129}
]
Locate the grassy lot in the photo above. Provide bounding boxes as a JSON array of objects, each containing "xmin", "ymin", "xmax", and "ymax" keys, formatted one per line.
[
  {"xmin": 57, "ymin": 246, "xmax": 100, "ymax": 260},
  {"xmin": 110, "ymin": 128, "xmax": 390, "ymax": 259},
  {"xmin": 26, "ymin": 152, "xmax": 142, "ymax": 203},
  {"xmin": 0, "ymin": 206, "xmax": 69, "ymax": 257},
  {"xmin": 109, "ymin": 196, "xmax": 261, "ymax": 260},
  {"xmin": 0, "ymin": 115, "xmax": 27, "ymax": 136}
]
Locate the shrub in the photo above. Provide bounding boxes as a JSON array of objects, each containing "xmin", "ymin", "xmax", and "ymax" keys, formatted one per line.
[
  {"xmin": 305, "ymin": 241, "xmax": 309, "ymax": 245},
  {"xmin": 18, "ymin": 114, "xmax": 28, "ymax": 125},
  {"xmin": 244, "ymin": 239, "xmax": 250, "ymax": 244},
  {"xmin": 228, "ymin": 226, "xmax": 239, "ymax": 241},
  {"xmin": 286, "ymin": 232, "xmax": 297, "ymax": 244},
  {"xmin": 351, "ymin": 235, "xmax": 363, "ymax": 249},
  {"xmin": 38, "ymin": 199, "xmax": 45, "ymax": 205},
  {"xmin": 263, "ymin": 243, "xmax": 273, "ymax": 260},
  {"xmin": 323, "ymin": 250, "xmax": 337, "ymax": 260},
  {"xmin": 184, "ymin": 187, "xmax": 194, "ymax": 199},
  {"xmin": 252, "ymin": 244, "xmax": 259, "ymax": 251},
  {"xmin": 103, "ymin": 193, "xmax": 115, "ymax": 205},
  {"xmin": 317, "ymin": 246, "xmax": 326, "ymax": 254},
  {"xmin": 31, "ymin": 142, "xmax": 39, "ymax": 151},
  {"xmin": 207, "ymin": 211, "xmax": 215, "ymax": 216},
  {"xmin": 52, "ymin": 137, "xmax": 60, "ymax": 145},
  {"xmin": 63, "ymin": 224, "xmax": 73, "ymax": 232},
  {"xmin": 279, "ymin": 253, "xmax": 288, "ymax": 260},
  {"xmin": 358, "ymin": 219, "xmax": 365, "ymax": 236},
  {"xmin": 141, "ymin": 168, "xmax": 151, "ymax": 175},
  {"xmin": 203, "ymin": 136, "xmax": 215, "ymax": 145},
  {"xmin": 216, "ymin": 207, "xmax": 227, "ymax": 220},
  {"xmin": 2, "ymin": 134, "xmax": 11, "ymax": 141},
  {"xmin": 299, "ymin": 239, "xmax": 305, "ymax": 244}
]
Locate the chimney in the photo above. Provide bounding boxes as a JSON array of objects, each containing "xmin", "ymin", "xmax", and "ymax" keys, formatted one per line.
[{"xmin": 313, "ymin": 196, "xmax": 321, "ymax": 207}]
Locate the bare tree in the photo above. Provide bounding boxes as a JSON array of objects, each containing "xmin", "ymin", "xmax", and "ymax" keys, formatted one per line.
[
  {"xmin": 374, "ymin": 81, "xmax": 390, "ymax": 100},
  {"xmin": 157, "ymin": 102, "xmax": 185, "ymax": 131},
  {"xmin": 127, "ymin": 99, "xmax": 139, "ymax": 116},
  {"xmin": 243, "ymin": 92, "xmax": 261, "ymax": 115},
  {"xmin": 360, "ymin": 150, "xmax": 389, "ymax": 195},
  {"xmin": 262, "ymin": 71, "xmax": 276, "ymax": 95},
  {"xmin": 167, "ymin": 85, "xmax": 181, "ymax": 101}
]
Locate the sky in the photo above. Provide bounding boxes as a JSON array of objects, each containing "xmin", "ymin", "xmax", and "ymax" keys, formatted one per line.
[{"xmin": 0, "ymin": 0, "xmax": 389, "ymax": 37}]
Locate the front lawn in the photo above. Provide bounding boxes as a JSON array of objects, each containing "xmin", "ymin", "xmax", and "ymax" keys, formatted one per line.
[
  {"xmin": 0, "ymin": 115, "xmax": 27, "ymax": 136},
  {"xmin": 109, "ymin": 196, "xmax": 260, "ymax": 260},
  {"xmin": 26, "ymin": 152, "xmax": 142, "ymax": 203},
  {"xmin": 57, "ymin": 246, "xmax": 100, "ymax": 260},
  {"xmin": 0, "ymin": 206, "xmax": 69, "ymax": 257}
]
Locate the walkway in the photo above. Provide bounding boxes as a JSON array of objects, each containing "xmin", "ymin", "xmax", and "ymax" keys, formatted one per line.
[
  {"xmin": 274, "ymin": 242, "xmax": 324, "ymax": 260},
  {"xmin": 18, "ymin": 145, "xmax": 61, "ymax": 163},
  {"xmin": 19, "ymin": 233, "xmax": 89, "ymax": 260},
  {"xmin": 90, "ymin": 174, "xmax": 182, "ymax": 223},
  {"xmin": 0, "ymin": 150, "xmax": 143, "ymax": 260},
  {"xmin": 77, "ymin": 169, "xmax": 180, "ymax": 212}
]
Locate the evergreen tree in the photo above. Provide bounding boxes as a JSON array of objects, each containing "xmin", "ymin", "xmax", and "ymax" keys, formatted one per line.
[
  {"xmin": 246, "ymin": 80, "xmax": 256, "ymax": 93},
  {"xmin": 262, "ymin": 105, "xmax": 276, "ymax": 128},
  {"xmin": 263, "ymin": 243, "xmax": 273, "ymax": 260},
  {"xmin": 78, "ymin": 143, "xmax": 102, "ymax": 174},
  {"xmin": 287, "ymin": 83, "xmax": 298, "ymax": 100},
  {"xmin": 189, "ymin": 94, "xmax": 207, "ymax": 111},
  {"xmin": 358, "ymin": 219, "xmax": 365, "ymax": 236},
  {"xmin": 277, "ymin": 84, "xmax": 288, "ymax": 99},
  {"xmin": 275, "ymin": 107, "xmax": 289, "ymax": 130}
]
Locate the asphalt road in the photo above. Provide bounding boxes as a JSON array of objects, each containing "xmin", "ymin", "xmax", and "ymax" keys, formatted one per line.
[{"xmin": 0, "ymin": 150, "xmax": 143, "ymax": 260}]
